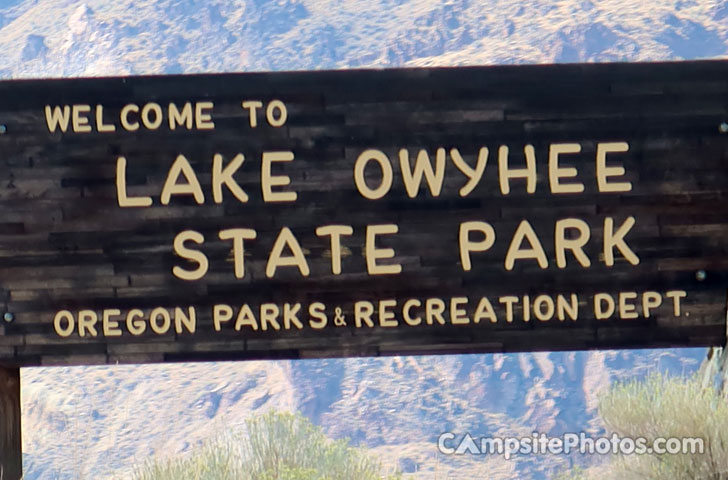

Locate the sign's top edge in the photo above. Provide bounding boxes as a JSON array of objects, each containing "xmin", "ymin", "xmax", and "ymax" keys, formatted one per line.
[{"xmin": 1, "ymin": 58, "xmax": 727, "ymax": 85}]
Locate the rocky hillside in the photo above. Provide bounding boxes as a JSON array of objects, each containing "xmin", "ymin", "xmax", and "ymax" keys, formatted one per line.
[
  {"xmin": 0, "ymin": 0, "xmax": 725, "ymax": 478},
  {"xmin": 0, "ymin": 0, "xmax": 725, "ymax": 78},
  {"xmin": 21, "ymin": 350, "xmax": 705, "ymax": 479}
]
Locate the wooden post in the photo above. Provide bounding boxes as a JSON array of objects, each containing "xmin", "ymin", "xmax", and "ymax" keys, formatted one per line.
[{"xmin": 0, "ymin": 367, "xmax": 21, "ymax": 480}]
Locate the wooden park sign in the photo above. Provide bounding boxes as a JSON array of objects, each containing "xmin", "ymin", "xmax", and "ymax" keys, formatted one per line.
[
  {"xmin": 1, "ymin": 59, "xmax": 728, "ymax": 478},
  {"xmin": 0, "ymin": 60, "xmax": 727, "ymax": 369}
]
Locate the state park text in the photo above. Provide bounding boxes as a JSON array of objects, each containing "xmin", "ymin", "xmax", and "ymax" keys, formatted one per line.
[{"xmin": 46, "ymin": 100, "xmax": 641, "ymax": 283}]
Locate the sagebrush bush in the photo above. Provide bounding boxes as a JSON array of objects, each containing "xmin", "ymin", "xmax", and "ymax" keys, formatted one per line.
[
  {"xmin": 131, "ymin": 411, "xmax": 399, "ymax": 480},
  {"xmin": 597, "ymin": 371, "xmax": 728, "ymax": 480},
  {"xmin": 557, "ymin": 367, "xmax": 728, "ymax": 480}
]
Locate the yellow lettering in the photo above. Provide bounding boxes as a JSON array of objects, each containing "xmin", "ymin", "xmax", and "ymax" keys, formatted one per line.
[
  {"xmin": 126, "ymin": 309, "xmax": 146, "ymax": 335},
  {"xmin": 618, "ymin": 292, "xmax": 639, "ymax": 319},
  {"xmin": 172, "ymin": 230, "xmax": 209, "ymax": 281},
  {"xmin": 459, "ymin": 221, "xmax": 496, "ymax": 271},
  {"xmin": 266, "ymin": 227, "xmax": 310, "ymax": 278},
  {"xmin": 498, "ymin": 145, "xmax": 536, "ymax": 194},
  {"xmin": 283, "ymin": 303, "xmax": 303, "ymax": 330},
  {"xmin": 120, "ymin": 104, "xmax": 139, "ymax": 131},
  {"xmin": 316, "ymin": 225, "xmax": 354, "ymax": 275},
  {"xmin": 213, "ymin": 304, "xmax": 233, "ymax": 331},
  {"xmin": 450, "ymin": 297, "xmax": 470, "ymax": 324},
  {"xmin": 594, "ymin": 293, "xmax": 615, "ymax": 319},
  {"xmin": 212, "ymin": 153, "xmax": 248, "ymax": 203},
  {"xmin": 235, "ymin": 304, "xmax": 258, "ymax": 331},
  {"xmin": 642, "ymin": 291, "xmax": 662, "ymax": 318},
  {"xmin": 505, "ymin": 220, "xmax": 548, "ymax": 270},
  {"xmin": 549, "ymin": 143, "xmax": 584, "ymax": 194},
  {"xmin": 195, "ymin": 101, "xmax": 215, "ymax": 130},
  {"xmin": 399, "ymin": 148, "xmax": 446, "ymax": 198},
  {"xmin": 169, "ymin": 102, "xmax": 193, "ymax": 130},
  {"xmin": 556, "ymin": 294, "xmax": 578, "ymax": 321},
  {"xmin": 149, "ymin": 307, "xmax": 171, "ymax": 334},
  {"xmin": 533, "ymin": 295, "xmax": 555, "ymax": 321},
  {"xmin": 379, "ymin": 299, "xmax": 398, "ymax": 327},
  {"xmin": 260, "ymin": 304, "xmax": 281, "ymax": 331},
  {"xmin": 499, "ymin": 296, "xmax": 518, "ymax": 322},
  {"xmin": 666, "ymin": 290, "xmax": 687, "ymax": 316},
  {"xmin": 308, "ymin": 303, "xmax": 327, "ymax": 329},
  {"xmin": 403, "ymin": 299, "xmax": 422, "ymax": 326},
  {"xmin": 354, "ymin": 149, "xmax": 393, "ymax": 200},
  {"xmin": 241, "ymin": 100, "xmax": 263, "ymax": 127},
  {"xmin": 366, "ymin": 224, "xmax": 401, "ymax": 275},
  {"xmin": 116, "ymin": 157, "xmax": 153, "ymax": 207},
  {"xmin": 425, "ymin": 298, "xmax": 446, "ymax": 325},
  {"xmin": 261, "ymin": 151, "xmax": 297, "ymax": 202},
  {"xmin": 53, "ymin": 310, "xmax": 75, "ymax": 337},
  {"xmin": 174, "ymin": 306, "xmax": 196, "ymax": 334},
  {"xmin": 78, "ymin": 310, "xmax": 98, "ymax": 337},
  {"xmin": 219, "ymin": 228, "xmax": 256, "ymax": 279},
  {"xmin": 72, "ymin": 105, "xmax": 92, "ymax": 133},
  {"xmin": 102, "ymin": 309, "xmax": 122, "ymax": 337},
  {"xmin": 45, "ymin": 105, "xmax": 71, "ymax": 133},
  {"xmin": 597, "ymin": 142, "xmax": 631, "ymax": 192},
  {"xmin": 95, "ymin": 105, "xmax": 116, "ymax": 132},
  {"xmin": 161, "ymin": 154, "xmax": 205, "ymax": 205},
  {"xmin": 604, "ymin": 217, "xmax": 639, "ymax": 266},
  {"xmin": 555, "ymin": 218, "xmax": 591, "ymax": 268},
  {"xmin": 141, "ymin": 103, "xmax": 163, "ymax": 130},
  {"xmin": 474, "ymin": 297, "xmax": 497, "ymax": 324},
  {"xmin": 450, "ymin": 147, "xmax": 488, "ymax": 197},
  {"xmin": 266, "ymin": 100, "xmax": 287, "ymax": 127},
  {"xmin": 355, "ymin": 301, "xmax": 374, "ymax": 327}
]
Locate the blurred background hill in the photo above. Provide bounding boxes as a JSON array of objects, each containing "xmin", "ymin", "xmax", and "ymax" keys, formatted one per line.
[
  {"xmin": 1, "ymin": 0, "xmax": 725, "ymax": 478},
  {"xmin": 1, "ymin": 0, "xmax": 726, "ymax": 77}
]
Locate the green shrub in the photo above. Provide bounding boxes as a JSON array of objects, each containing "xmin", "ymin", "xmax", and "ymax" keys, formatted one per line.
[
  {"xmin": 555, "ymin": 370, "xmax": 728, "ymax": 480},
  {"xmin": 131, "ymin": 431, "xmax": 245, "ymax": 480},
  {"xmin": 596, "ymin": 371, "xmax": 728, "ymax": 480},
  {"xmin": 242, "ymin": 411, "xmax": 398, "ymax": 480},
  {"xmin": 131, "ymin": 411, "xmax": 399, "ymax": 480}
]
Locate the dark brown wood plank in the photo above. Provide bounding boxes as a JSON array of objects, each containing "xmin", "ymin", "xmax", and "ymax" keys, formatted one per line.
[{"xmin": 0, "ymin": 367, "xmax": 21, "ymax": 480}]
